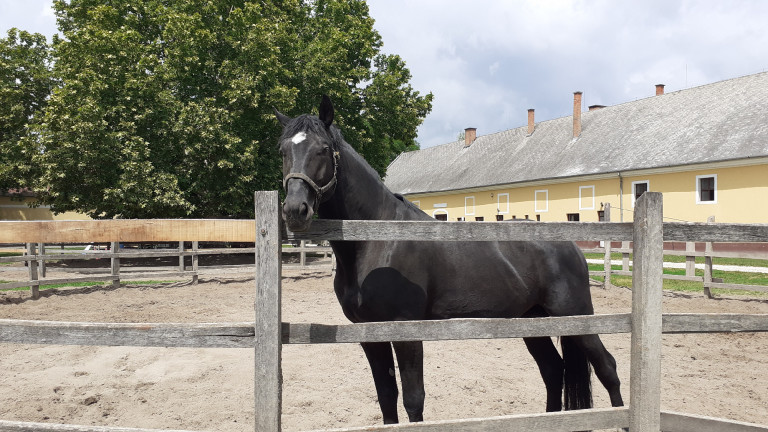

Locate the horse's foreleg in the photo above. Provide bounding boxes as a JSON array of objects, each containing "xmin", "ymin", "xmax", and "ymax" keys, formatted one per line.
[
  {"xmin": 361, "ymin": 342, "xmax": 399, "ymax": 424},
  {"xmin": 392, "ymin": 341, "xmax": 425, "ymax": 422},
  {"xmin": 523, "ymin": 336, "xmax": 564, "ymax": 411}
]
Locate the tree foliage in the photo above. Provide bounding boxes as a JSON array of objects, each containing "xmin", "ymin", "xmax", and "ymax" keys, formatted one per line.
[
  {"xmin": 0, "ymin": 29, "xmax": 54, "ymax": 193},
  {"xmin": 29, "ymin": 0, "xmax": 431, "ymax": 218}
]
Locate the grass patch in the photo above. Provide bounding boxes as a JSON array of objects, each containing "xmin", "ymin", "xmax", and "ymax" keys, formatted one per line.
[
  {"xmin": 590, "ymin": 268, "xmax": 768, "ymax": 298},
  {"xmin": 1, "ymin": 279, "xmax": 177, "ymax": 292},
  {"xmin": 583, "ymin": 252, "xmax": 768, "ymax": 268}
]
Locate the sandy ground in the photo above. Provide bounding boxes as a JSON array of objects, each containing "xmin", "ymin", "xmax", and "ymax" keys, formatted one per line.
[{"xmin": 1, "ymin": 266, "xmax": 767, "ymax": 431}]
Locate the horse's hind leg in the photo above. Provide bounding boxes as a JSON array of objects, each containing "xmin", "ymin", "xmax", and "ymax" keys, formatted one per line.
[
  {"xmin": 392, "ymin": 341, "xmax": 425, "ymax": 422},
  {"xmin": 361, "ymin": 342, "xmax": 399, "ymax": 423},
  {"xmin": 523, "ymin": 336, "xmax": 564, "ymax": 411},
  {"xmin": 568, "ymin": 334, "xmax": 624, "ymax": 407}
]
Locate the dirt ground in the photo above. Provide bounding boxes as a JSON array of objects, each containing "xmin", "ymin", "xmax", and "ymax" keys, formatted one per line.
[{"xmin": 1, "ymin": 266, "xmax": 767, "ymax": 431}]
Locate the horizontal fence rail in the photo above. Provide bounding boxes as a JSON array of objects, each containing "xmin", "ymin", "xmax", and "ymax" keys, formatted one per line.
[
  {"xmin": 3, "ymin": 314, "xmax": 768, "ymax": 348},
  {"xmin": 3, "ymin": 219, "xmax": 767, "ymax": 244}
]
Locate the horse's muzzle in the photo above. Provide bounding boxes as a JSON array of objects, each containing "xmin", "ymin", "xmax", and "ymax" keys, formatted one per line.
[{"xmin": 282, "ymin": 183, "xmax": 316, "ymax": 232}]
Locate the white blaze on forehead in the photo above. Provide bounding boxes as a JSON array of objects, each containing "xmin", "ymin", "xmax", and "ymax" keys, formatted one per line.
[{"xmin": 290, "ymin": 131, "xmax": 307, "ymax": 145}]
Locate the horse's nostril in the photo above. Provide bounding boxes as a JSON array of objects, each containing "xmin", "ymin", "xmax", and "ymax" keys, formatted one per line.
[{"xmin": 299, "ymin": 202, "xmax": 309, "ymax": 217}]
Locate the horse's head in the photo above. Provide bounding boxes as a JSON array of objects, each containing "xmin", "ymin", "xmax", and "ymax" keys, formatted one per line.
[{"xmin": 275, "ymin": 95, "xmax": 339, "ymax": 232}]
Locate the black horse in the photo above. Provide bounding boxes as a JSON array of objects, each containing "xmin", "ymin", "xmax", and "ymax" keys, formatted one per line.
[{"xmin": 276, "ymin": 96, "xmax": 624, "ymax": 424}]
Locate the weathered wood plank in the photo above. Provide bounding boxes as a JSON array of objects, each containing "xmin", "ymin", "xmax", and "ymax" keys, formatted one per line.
[
  {"xmin": 282, "ymin": 314, "xmax": 632, "ymax": 344},
  {"xmin": 254, "ymin": 191, "xmax": 282, "ymax": 432},
  {"xmin": 0, "ymin": 420, "xmax": 203, "ymax": 432},
  {"xmin": 662, "ymin": 314, "xmax": 768, "ymax": 333},
  {"xmin": 630, "ymin": 192, "xmax": 664, "ymax": 432},
  {"xmin": 661, "ymin": 411, "xmax": 768, "ymax": 432},
  {"xmin": 302, "ymin": 407, "xmax": 629, "ymax": 432},
  {"xmin": 291, "ymin": 220, "xmax": 635, "ymax": 242},
  {"xmin": 703, "ymin": 282, "xmax": 768, "ymax": 293},
  {"xmin": 3, "ymin": 313, "xmax": 765, "ymax": 349},
  {"xmin": 0, "ymin": 319, "xmax": 255, "ymax": 348},
  {"xmin": 664, "ymin": 222, "xmax": 768, "ymax": 243},
  {"xmin": 0, "ymin": 219, "xmax": 255, "ymax": 243}
]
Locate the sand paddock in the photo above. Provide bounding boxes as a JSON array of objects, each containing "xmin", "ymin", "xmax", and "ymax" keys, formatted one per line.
[{"xmin": 1, "ymin": 268, "xmax": 767, "ymax": 431}]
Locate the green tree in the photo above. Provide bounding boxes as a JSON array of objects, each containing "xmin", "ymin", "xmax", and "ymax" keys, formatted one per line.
[
  {"xmin": 0, "ymin": 29, "xmax": 54, "ymax": 193},
  {"xmin": 36, "ymin": 0, "xmax": 431, "ymax": 218}
]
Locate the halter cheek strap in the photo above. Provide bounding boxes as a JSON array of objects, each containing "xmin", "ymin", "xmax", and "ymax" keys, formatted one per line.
[{"xmin": 283, "ymin": 151, "xmax": 339, "ymax": 212}]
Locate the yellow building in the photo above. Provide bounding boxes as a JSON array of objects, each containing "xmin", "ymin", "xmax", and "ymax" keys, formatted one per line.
[
  {"xmin": 0, "ymin": 190, "xmax": 90, "ymax": 221},
  {"xmin": 385, "ymin": 73, "xmax": 768, "ymax": 224}
]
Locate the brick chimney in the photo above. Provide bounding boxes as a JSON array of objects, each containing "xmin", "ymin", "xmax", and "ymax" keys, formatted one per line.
[
  {"xmin": 655, "ymin": 84, "xmax": 665, "ymax": 95},
  {"xmin": 573, "ymin": 91, "xmax": 582, "ymax": 138},
  {"xmin": 464, "ymin": 127, "xmax": 476, "ymax": 146},
  {"xmin": 527, "ymin": 109, "xmax": 535, "ymax": 134}
]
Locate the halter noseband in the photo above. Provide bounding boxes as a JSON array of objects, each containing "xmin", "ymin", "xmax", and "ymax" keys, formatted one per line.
[{"xmin": 283, "ymin": 150, "xmax": 340, "ymax": 212}]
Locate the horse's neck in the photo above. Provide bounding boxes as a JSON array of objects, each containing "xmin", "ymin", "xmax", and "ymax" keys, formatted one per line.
[{"xmin": 319, "ymin": 143, "xmax": 399, "ymax": 222}]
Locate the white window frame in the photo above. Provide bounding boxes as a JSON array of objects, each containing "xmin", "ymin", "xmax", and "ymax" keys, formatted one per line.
[
  {"xmin": 696, "ymin": 174, "xmax": 718, "ymax": 204},
  {"xmin": 579, "ymin": 185, "xmax": 595, "ymax": 210},
  {"xmin": 465, "ymin": 196, "xmax": 475, "ymax": 216},
  {"xmin": 497, "ymin": 193, "xmax": 509, "ymax": 214},
  {"xmin": 432, "ymin": 209, "xmax": 449, "ymax": 219},
  {"xmin": 631, "ymin": 180, "xmax": 650, "ymax": 208},
  {"xmin": 534, "ymin": 190, "xmax": 548, "ymax": 213}
]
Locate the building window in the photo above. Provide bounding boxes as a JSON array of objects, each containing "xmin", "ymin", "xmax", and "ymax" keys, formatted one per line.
[
  {"xmin": 632, "ymin": 181, "xmax": 649, "ymax": 207},
  {"xmin": 465, "ymin": 196, "xmax": 475, "ymax": 216},
  {"xmin": 579, "ymin": 185, "xmax": 595, "ymax": 210},
  {"xmin": 475, "ymin": 216, "xmax": 484, "ymax": 221},
  {"xmin": 457, "ymin": 217, "xmax": 464, "ymax": 221},
  {"xmin": 567, "ymin": 213, "xmax": 580, "ymax": 222},
  {"xmin": 534, "ymin": 190, "xmax": 548, "ymax": 212},
  {"xmin": 536, "ymin": 215, "xmax": 541, "ymax": 221},
  {"xmin": 598, "ymin": 210, "xmax": 605, "ymax": 221},
  {"xmin": 496, "ymin": 215, "xmax": 504, "ymax": 221},
  {"xmin": 434, "ymin": 212, "xmax": 448, "ymax": 221},
  {"xmin": 696, "ymin": 174, "xmax": 717, "ymax": 204},
  {"xmin": 497, "ymin": 193, "xmax": 509, "ymax": 214}
]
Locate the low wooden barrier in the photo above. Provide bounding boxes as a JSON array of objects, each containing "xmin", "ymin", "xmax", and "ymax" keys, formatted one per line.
[
  {"xmin": 1, "ymin": 191, "xmax": 767, "ymax": 432},
  {"xmin": 0, "ymin": 239, "xmax": 331, "ymax": 297},
  {"xmin": 584, "ymin": 241, "xmax": 768, "ymax": 295}
]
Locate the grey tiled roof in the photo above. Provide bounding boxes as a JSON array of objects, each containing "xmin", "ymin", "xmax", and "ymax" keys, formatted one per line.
[{"xmin": 384, "ymin": 72, "xmax": 768, "ymax": 195}]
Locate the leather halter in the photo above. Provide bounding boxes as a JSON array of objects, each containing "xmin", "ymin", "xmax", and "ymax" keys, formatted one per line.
[{"xmin": 283, "ymin": 150, "xmax": 340, "ymax": 212}]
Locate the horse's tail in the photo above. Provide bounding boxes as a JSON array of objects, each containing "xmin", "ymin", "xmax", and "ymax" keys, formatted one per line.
[{"xmin": 562, "ymin": 336, "xmax": 593, "ymax": 410}]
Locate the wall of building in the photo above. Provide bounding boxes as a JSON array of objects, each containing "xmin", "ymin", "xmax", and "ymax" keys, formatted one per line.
[
  {"xmin": 405, "ymin": 163, "xmax": 768, "ymax": 224},
  {"xmin": 0, "ymin": 196, "xmax": 91, "ymax": 221}
]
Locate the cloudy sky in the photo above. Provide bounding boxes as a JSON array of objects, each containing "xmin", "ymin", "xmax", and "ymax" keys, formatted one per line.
[{"xmin": 3, "ymin": 0, "xmax": 768, "ymax": 148}]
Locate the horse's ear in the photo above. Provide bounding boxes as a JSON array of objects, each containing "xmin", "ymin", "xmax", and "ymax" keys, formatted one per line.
[
  {"xmin": 319, "ymin": 95, "xmax": 334, "ymax": 128},
  {"xmin": 274, "ymin": 108, "xmax": 291, "ymax": 127}
]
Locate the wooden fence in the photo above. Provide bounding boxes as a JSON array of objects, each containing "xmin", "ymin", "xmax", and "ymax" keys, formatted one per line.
[
  {"xmin": 585, "ymin": 240, "xmax": 768, "ymax": 296},
  {"xmin": 1, "ymin": 191, "xmax": 768, "ymax": 432},
  {"xmin": 0, "ymin": 240, "xmax": 332, "ymax": 298}
]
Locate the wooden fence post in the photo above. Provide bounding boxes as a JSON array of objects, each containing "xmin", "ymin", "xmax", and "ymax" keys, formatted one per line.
[
  {"xmin": 255, "ymin": 191, "xmax": 282, "ymax": 432},
  {"xmin": 603, "ymin": 203, "xmax": 612, "ymax": 289},
  {"xmin": 38, "ymin": 242, "xmax": 46, "ymax": 278},
  {"xmin": 630, "ymin": 192, "xmax": 664, "ymax": 432},
  {"xmin": 685, "ymin": 241, "xmax": 696, "ymax": 278},
  {"xmin": 178, "ymin": 241, "xmax": 185, "ymax": 273},
  {"xmin": 26, "ymin": 242, "xmax": 40, "ymax": 299},
  {"xmin": 300, "ymin": 240, "xmax": 306, "ymax": 267},
  {"xmin": 703, "ymin": 216, "xmax": 715, "ymax": 299},
  {"xmin": 192, "ymin": 241, "xmax": 199, "ymax": 284},
  {"xmin": 622, "ymin": 241, "xmax": 630, "ymax": 272},
  {"xmin": 110, "ymin": 241, "xmax": 120, "ymax": 288}
]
